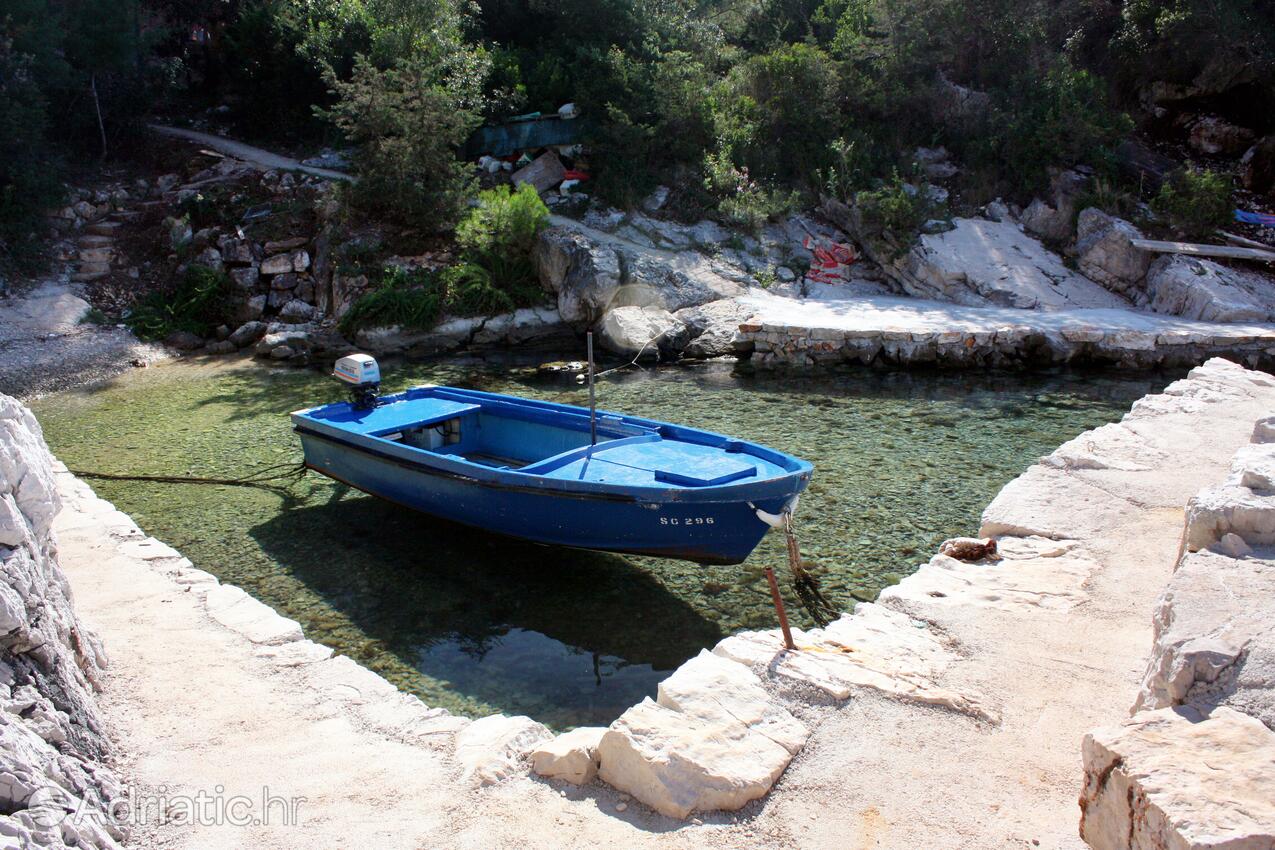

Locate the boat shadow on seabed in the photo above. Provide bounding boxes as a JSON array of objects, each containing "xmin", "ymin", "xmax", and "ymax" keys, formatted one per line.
[{"xmin": 248, "ymin": 486, "xmax": 724, "ymax": 727}]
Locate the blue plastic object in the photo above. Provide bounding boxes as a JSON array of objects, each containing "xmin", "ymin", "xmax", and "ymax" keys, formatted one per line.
[{"xmin": 291, "ymin": 386, "xmax": 812, "ymax": 564}]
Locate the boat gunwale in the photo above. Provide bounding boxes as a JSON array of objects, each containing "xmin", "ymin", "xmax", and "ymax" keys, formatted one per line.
[{"xmin": 291, "ymin": 386, "xmax": 812, "ymax": 503}]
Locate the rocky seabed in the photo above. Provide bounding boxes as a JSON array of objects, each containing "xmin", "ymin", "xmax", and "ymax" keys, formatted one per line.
[{"xmin": 3, "ymin": 358, "xmax": 1274, "ymax": 848}]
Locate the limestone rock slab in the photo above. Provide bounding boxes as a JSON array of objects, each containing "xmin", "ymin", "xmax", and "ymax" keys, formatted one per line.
[
  {"xmin": 657, "ymin": 650, "xmax": 808, "ymax": 754},
  {"xmin": 980, "ymin": 464, "xmax": 1133, "ymax": 540},
  {"xmin": 597, "ymin": 697, "xmax": 793, "ymax": 819},
  {"xmin": 713, "ymin": 607, "xmax": 994, "ymax": 721},
  {"xmin": 890, "ymin": 218, "xmax": 1130, "ymax": 310},
  {"xmin": 1183, "ymin": 485, "xmax": 1275, "ymax": 552},
  {"xmin": 882, "ymin": 541, "xmax": 1093, "ymax": 613},
  {"xmin": 203, "ymin": 584, "xmax": 304, "ymax": 645},
  {"xmin": 1075, "ymin": 208, "xmax": 1151, "ymax": 295},
  {"xmin": 1080, "ymin": 706, "xmax": 1275, "ymax": 850},
  {"xmin": 1135, "ymin": 548, "xmax": 1275, "ymax": 730},
  {"xmin": 531, "ymin": 726, "xmax": 606, "ymax": 785},
  {"xmin": 1146, "ymin": 255, "xmax": 1275, "ymax": 323},
  {"xmin": 454, "ymin": 715, "xmax": 552, "ymax": 786}
]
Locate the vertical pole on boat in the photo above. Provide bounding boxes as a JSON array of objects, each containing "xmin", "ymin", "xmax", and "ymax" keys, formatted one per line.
[
  {"xmin": 587, "ymin": 331, "xmax": 597, "ymax": 446},
  {"xmin": 764, "ymin": 566, "xmax": 796, "ymax": 650}
]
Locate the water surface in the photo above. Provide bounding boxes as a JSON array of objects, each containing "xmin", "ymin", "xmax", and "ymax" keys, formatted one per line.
[{"xmin": 34, "ymin": 356, "xmax": 1171, "ymax": 728}]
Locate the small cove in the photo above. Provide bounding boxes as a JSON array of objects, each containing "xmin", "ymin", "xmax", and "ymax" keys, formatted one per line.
[{"xmin": 33, "ymin": 355, "xmax": 1174, "ymax": 729}]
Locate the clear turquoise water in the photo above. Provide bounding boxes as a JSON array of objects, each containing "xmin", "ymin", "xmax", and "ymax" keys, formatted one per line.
[{"xmin": 33, "ymin": 356, "xmax": 1171, "ymax": 728}]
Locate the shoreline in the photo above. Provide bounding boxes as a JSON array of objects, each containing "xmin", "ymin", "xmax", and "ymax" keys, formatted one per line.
[{"xmin": 32, "ymin": 357, "xmax": 1275, "ymax": 847}]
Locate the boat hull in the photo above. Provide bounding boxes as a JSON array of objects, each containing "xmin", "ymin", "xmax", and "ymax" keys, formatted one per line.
[{"xmin": 297, "ymin": 429, "xmax": 801, "ymax": 565}]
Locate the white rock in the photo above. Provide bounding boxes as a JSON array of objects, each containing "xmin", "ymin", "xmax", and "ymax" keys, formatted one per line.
[
  {"xmin": 1227, "ymin": 443, "xmax": 1275, "ymax": 491},
  {"xmin": 674, "ymin": 299, "xmax": 755, "ymax": 359},
  {"xmin": 253, "ymin": 640, "xmax": 333, "ymax": 667},
  {"xmin": 1135, "ymin": 548, "xmax": 1275, "ymax": 729},
  {"xmin": 980, "ymin": 464, "xmax": 1132, "ymax": 541},
  {"xmin": 531, "ymin": 726, "xmax": 606, "ymax": 785},
  {"xmin": 890, "ymin": 219, "xmax": 1129, "ymax": 310},
  {"xmin": 1146, "ymin": 255, "xmax": 1275, "ymax": 323},
  {"xmin": 260, "ymin": 253, "xmax": 293, "ymax": 276},
  {"xmin": 597, "ymin": 697, "xmax": 793, "ymax": 818},
  {"xmin": 713, "ymin": 608, "xmax": 994, "ymax": 721},
  {"xmin": 656, "ymin": 650, "xmax": 808, "ymax": 754},
  {"xmin": 0, "ymin": 494, "xmax": 28, "ymax": 548},
  {"xmin": 454, "ymin": 715, "xmax": 552, "ymax": 786},
  {"xmin": 1252, "ymin": 416, "xmax": 1275, "ymax": 444},
  {"xmin": 1080, "ymin": 706, "xmax": 1275, "ymax": 850},
  {"xmin": 882, "ymin": 545, "xmax": 1093, "ymax": 613},
  {"xmin": 1074, "ymin": 208, "xmax": 1151, "ymax": 294},
  {"xmin": 597, "ymin": 306, "xmax": 686, "ymax": 358},
  {"xmin": 203, "ymin": 584, "xmax": 304, "ymax": 645},
  {"xmin": 1183, "ymin": 485, "xmax": 1275, "ymax": 552}
]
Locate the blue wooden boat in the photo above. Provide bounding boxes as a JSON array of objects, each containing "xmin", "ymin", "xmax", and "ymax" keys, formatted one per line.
[{"xmin": 291, "ymin": 380, "xmax": 812, "ymax": 565}]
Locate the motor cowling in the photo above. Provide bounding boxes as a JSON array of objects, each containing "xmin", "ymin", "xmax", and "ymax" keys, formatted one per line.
[{"xmin": 334, "ymin": 353, "xmax": 381, "ymax": 408}]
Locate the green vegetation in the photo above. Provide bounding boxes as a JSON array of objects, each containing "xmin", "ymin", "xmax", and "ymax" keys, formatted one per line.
[
  {"xmin": 5, "ymin": 0, "xmax": 1272, "ymax": 271},
  {"xmin": 340, "ymin": 184, "xmax": 550, "ymax": 332},
  {"xmin": 1152, "ymin": 168, "xmax": 1234, "ymax": 240},
  {"xmin": 125, "ymin": 264, "xmax": 236, "ymax": 340},
  {"xmin": 338, "ymin": 266, "xmax": 445, "ymax": 334}
]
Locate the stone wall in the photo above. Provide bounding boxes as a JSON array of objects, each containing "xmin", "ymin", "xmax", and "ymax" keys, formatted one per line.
[
  {"xmin": 739, "ymin": 316, "xmax": 1275, "ymax": 371},
  {"xmin": 0, "ymin": 394, "xmax": 123, "ymax": 849}
]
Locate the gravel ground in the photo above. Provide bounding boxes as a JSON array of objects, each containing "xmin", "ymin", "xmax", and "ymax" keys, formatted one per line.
[{"xmin": 0, "ymin": 274, "xmax": 166, "ymax": 400}]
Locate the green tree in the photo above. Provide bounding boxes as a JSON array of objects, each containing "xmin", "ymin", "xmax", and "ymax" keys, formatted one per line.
[
  {"xmin": 323, "ymin": 53, "xmax": 483, "ymax": 229},
  {"xmin": 711, "ymin": 43, "xmax": 842, "ymax": 184}
]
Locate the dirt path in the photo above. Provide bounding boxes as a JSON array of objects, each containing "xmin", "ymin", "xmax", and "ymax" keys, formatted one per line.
[{"xmin": 148, "ymin": 125, "xmax": 355, "ymax": 182}]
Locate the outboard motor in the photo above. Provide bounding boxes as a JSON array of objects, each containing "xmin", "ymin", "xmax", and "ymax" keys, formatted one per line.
[{"xmin": 334, "ymin": 353, "xmax": 381, "ymax": 409}]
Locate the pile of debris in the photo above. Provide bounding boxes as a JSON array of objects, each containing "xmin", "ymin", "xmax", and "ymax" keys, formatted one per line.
[{"xmin": 470, "ymin": 103, "xmax": 591, "ymax": 205}]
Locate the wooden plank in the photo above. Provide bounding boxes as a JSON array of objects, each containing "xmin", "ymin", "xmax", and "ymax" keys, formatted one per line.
[
  {"xmin": 1219, "ymin": 231, "xmax": 1275, "ymax": 251},
  {"xmin": 1130, "ymin": 238, "xmax": 1275, "ymax": 263}
]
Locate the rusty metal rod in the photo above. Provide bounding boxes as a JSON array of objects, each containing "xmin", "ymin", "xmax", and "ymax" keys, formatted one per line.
[{"xmin": 764, "ymin": 566, "xmax": 796, "ymax": 650}]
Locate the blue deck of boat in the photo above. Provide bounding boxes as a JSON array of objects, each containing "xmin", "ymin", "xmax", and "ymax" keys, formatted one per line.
[
  {"xmin": 303, "ymin": 397, "xmax": 481, "ymax": 436},
  {"xmin": 297, "ymin": 390, "xmax": 795, "ymax": 490}
]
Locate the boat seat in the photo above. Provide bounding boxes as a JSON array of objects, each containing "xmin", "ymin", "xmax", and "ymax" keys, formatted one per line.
[
  {"xmin": 517, "ymin": 434, "xmax": 661, "ymax": 475},
  {"xmin": 366, "ymin": 403, "xmax": 481, "ymax": 438}
]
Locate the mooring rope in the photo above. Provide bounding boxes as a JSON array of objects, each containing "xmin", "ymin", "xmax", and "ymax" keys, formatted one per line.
[
  {"xmin": 783, "ymin": 513, "xmax": 841, "ymax": 628},
  {"xmin": 68, "ymin": 461, "xmax": 309, "ymax": 493}
]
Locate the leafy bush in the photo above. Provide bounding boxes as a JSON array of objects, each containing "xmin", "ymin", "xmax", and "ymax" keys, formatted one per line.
[
  {"xmin": 853, "ymin": 171, "xmax": 941, "ymax": 254},
  {"xmin": 454, "ymin": 183, "xmax": 549, "ymax": 291},
  {"xmin": 341, "ymin": 186, "xmax": 549, "ymax": 331},
  {"xmin": 338, "ymin": 266, "xmax": 445, "ymax": 335},
  {"xmin": 0, "ymin": 30, "xmax": 62, "ymax": 272},
  {"xmin": 125, "ymin": 265, "xmax": 235, "ymax": 340},
  {"xmin": 704, "ymin": 153, "xmax": 801, "ymax": 232},
  {"xmin": 323, "ymin": 53, "xmax": 483, "ymax": 229},
  {"xmin": 984, "ymin": 60, "xmax": 1132, "ymax": 196},
  {"xmin": 710, "ymin": 43, "xmax": 842, "ymax": 185},
  {"xmin": 1152, "ymin": 168, "xmax": 1233, "ymax": 240}
]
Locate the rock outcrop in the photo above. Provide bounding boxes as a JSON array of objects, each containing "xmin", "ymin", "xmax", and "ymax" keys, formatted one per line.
[
  {"xmin": 535, "ymin": 221, "xmax": 749, "ymax": 332},
  {"xmin": 881, "ymin": 218, "xmax": 1129, "ymax": 310},
  {"xmin": 1080, "ymin": 706, "xmax": 1275, "ymax": 850},
  {"xmin": 1074, "ymin": 208, "xmax": 1151, "ymax": 296},
  {"xmin": 596, "ymin": 650, "xmax": 808, "ymax": 819},
  {"xmin": 1240, "ymin": 135, "xmax": 1275, "ymax": 196},
  {"xmin": 530, "ymin": 726, "xmax": 606, "ymax": 785},
  {"xmin": 1079, "ymin": 396, "xmax": 1275, "ymax": 850},
  {"xmin": 0, "ymin": 394, "xmax": 123, "ymax": 849},
  {"xmin": 596, "ymin": 306, "xmax": 688, "ymax": 358},
  {"xmin": 1146, "ymin": 255, "xmax": 1275, "ymax": 324}
]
